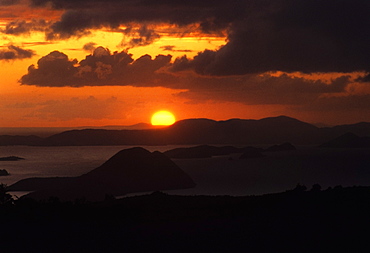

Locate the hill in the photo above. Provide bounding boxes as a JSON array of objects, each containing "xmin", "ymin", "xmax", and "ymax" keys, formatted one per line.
[
  {"xmin": 1, "ymin": 116, "xmax": 370, "ymax": 146},
  {"xmin": 320, "ymin": 132, "xmax": 370, "ymax": 148},
  {"xmin": 10, "ymin": 147, "xmax": 195, "ymax": 201}
]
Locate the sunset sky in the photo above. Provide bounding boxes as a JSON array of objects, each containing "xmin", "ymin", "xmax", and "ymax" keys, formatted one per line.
[{"xmin": 1, "ymin": 0, "xmax": 369, "ymax": 127}]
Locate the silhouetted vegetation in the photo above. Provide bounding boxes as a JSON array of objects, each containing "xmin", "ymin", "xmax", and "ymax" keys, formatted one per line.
[
  {"xmin": 1, "ymin": 185, "xmax": 370, "ymax": 252},
  {"xmin": 0, "ymin": 184, "xmax": 14, "ymax": 205}
]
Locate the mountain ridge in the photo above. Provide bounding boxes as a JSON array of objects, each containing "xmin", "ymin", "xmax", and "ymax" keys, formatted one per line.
[{"xmin": 1, "ymin": 115, "xmax": 370, "ymax": 146}]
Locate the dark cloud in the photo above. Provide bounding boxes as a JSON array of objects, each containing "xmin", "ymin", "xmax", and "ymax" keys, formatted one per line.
[
  {"xmin": 356, "ymin": 73, "xmax": 370, "ymax": 83},
  {"xmin": 20, "ymin": 47, "xmax": 172, "ymax": 87},
  {"xmin": 82, "ymin": 42, "xmax": 97, "ymax": 52},
  {"xmin": 174, "ymin": 73, "xmax": 351, "ymax": 105},
  {"xmin": 21, "ymin": 46, "xmax": 358, "ymax": 107},
  {"xmin": 120, "ymin": 25, "xmax": 160, "ymax": 48},
  {"xmin": 0, "ymin": 45, "xmax": 36, "ymax": 60},
  {"xmin": 25, "ymin": 0, "xmax": 369, "ymax": 74},
  {"xmin": 160, "ymin": 45, "xmax": 193, "ymax": 53},
  {"xmin": 172, "ymin": 0, "xmax": 370, "ymax": 75},
  {"xmin": 30, "ymin": 0, "xmax": 244, "ymax": 39},
  {"xmin": 2, "ymin": 19, "xmax": 51, "ymax": 35}
]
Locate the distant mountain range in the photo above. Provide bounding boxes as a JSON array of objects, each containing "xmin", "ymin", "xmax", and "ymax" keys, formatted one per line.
[{"xmin": 1, "ymin": 116, "xmax": 370, "ymax": 146}]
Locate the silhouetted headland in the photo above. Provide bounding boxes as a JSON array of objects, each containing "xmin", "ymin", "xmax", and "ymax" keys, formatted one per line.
[
  {"xmin": 2, "ymin": 116, "xmax": 370, "ymax": 146},
  {"xmin": 10, "ymin": 147, "xmax": 195, "ymax": 201}
]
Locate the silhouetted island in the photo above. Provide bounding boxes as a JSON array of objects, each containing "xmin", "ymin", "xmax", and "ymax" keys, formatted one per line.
[
  {"xmin": 0, "ymin": 156, "xmax": 24, "ymax": 161},
  {"xmin": 163, "ymin": 143, "xmax": 295, "ymax": 159},
  {"xmin": 0, "ymin": 169, "xmax": 9, "ymax": 176},
  {"xmin": 265, "ymin": 142, "xmax": 297, "ymax": 152},
  {"xmin": 2, "ymin": 116, "xmax": 370, "ymax": 146},
  {"xmin": 10, "ymin": 147, "xmax": 195, "ymax": 201},
  {"xmin": 164, "ymin": 145, "xmax": 263, "ymax": 159}
]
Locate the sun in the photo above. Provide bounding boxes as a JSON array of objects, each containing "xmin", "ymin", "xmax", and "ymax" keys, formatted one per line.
[{"xmin": 151, "ymin": 111, "xmax": 176, "ymax": 126}]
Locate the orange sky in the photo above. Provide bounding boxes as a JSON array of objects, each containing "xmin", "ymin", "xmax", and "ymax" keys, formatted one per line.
[{"xmin": 1, "ymin": 0, "xmax": 369, "ymax": 127}]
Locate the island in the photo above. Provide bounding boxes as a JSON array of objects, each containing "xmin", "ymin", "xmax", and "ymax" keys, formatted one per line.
[
  {"xmin": 0, "ymin": 156, "xmax": 24, "ymax": 161},
  {"xmin": 0, "ymin": 169, "xmax": 9, "ymax": 176}
]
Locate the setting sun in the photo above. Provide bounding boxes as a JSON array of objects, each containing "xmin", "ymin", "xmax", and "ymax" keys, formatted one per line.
[{"xmin": 151, "ymin": 111, "xmax": 176, "ymax": 126}]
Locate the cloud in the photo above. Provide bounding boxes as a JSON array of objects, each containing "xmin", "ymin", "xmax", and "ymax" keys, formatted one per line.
[
  {"xmin": 82, "ymin": 42, "xmax": 97, "ymax": 52},
  {"xmin": 160, "ymin": 45, "xmax": 193, "ymax": 53},
  {"xmin": 356, "ymin": 73, "xmax": 370, "ymax": 83},
  {"xmin": 13, "ymin": 1, "xmax": 367, "ymax": 75},
  {"xmin": 28, "ymin": 0, "xmax": 241, "ymax": 40},
  {"xmin": 171, "ymin": 0, "xmax": 370, "ymax": 75},
  {"xmin": 2, "ymin": 19, "xmax": 51, "ymax": 35},
  {"xmin": 120, "ymin": 25, "xmax": 160, "ymax": 48},
  {"xmin": 0, "ymin": 45, "xmax": 35, "ymax": 60},
  {"xmin": 20, "ymin": 46, "xmax": 362, "ymax": 107},
  {"xmin": 174, "ymin": 73, "xmax": 352, "ymax": 105},
  {"xmin": 20, "ymin": 46, "xmax": 173, "ymax": 87}
]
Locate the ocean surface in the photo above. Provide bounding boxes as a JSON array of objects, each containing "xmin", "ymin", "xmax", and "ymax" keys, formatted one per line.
[{"xmin": 1, "ymin": 145, "xmax": 370, "ymax": 197}]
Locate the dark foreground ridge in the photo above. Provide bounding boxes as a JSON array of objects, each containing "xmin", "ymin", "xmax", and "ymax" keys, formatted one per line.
[
  {"xmin": 1, "ymin": 185, "xmax": 370, "ymax": 252},
  {"xmin": 10, "ymin": 147, "xmax": 195, "ymax": 201},
  {"xmin": 2, "ymin": 116, "xmax": 370, "ymax": 146}
]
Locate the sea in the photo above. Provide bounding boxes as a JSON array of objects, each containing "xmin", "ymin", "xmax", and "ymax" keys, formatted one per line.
[{"xmin": 1, "ymin": 145, "xmax": 370, "ymax": 198}]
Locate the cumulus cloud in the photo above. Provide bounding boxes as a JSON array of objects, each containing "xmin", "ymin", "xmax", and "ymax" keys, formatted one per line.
[
  {"xmin": 0, "ymin": 45, "xmax": 35, "ymax": 60},
  {"xmin": 20, "ymin": 46, "xmax": 172, "ymax": 87}
]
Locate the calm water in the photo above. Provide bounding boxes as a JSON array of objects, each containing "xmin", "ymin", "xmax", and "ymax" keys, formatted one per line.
[{"xmin": 1, "ymin": 145, "xmax": 370, "ymax": 196}]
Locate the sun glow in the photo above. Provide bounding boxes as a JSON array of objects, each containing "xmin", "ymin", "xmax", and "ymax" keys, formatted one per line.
[{"xmin": 151, "ymin": 111, "xmax": 176, "ymax": 126}]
